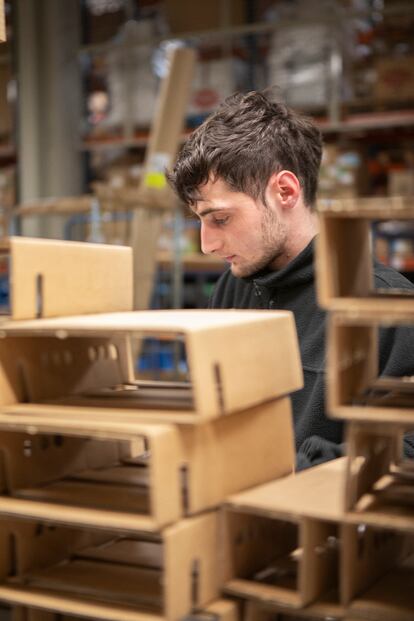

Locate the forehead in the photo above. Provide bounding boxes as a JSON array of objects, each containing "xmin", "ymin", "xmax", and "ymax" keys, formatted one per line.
[{"xmin": 193, "ymin": 177, "xmax": 255, "ymax": 215}]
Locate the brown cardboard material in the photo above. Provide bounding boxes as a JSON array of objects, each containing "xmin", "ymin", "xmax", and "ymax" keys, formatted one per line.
[
  {"xmin": 316, "ymin": 197, "xmax": 414, "ymax": 313},
  {"xmin": 131, "ymin": 46, "xmax": 196, "ymax": 310},
  {"xmin": 0, "ymin": 398, "xmax": 294, "ymax": 532},
  {"xmin": 13, "ymin": 599, "xmax": 239, "ymax": 621},
  {"xmin": 0, "ymin": 0, "xmax": 5, "ymax": 42},
  {"xmin": 0, "ymin": 512, "xmax": 220, "ymax": 621},
  {"xmin": 12, "ymin": 600, "xmax": 237, "ymax": 621},
  {"xmin": 221, "ymin": 459, "xmax": 347, "ymax": 609},
  {"xmin": 243, "ymin": 597, "xmax": 346, "ymax": 620},
  {"xmin": 0, "ymin": 310, "xmax": 303, "ymax": 422},
  {"xmin": 342, "ymin": 422, "xmax": 414, "ymax": 532},
  {"xmin": 340, "ymin": 522, "xmax": 414, "ymax": 608},
  {"xmin": 0, "ymin": 237, "xmax": 133, "ymax": 320},
  {"xmin": 327, "ymin": 312, "xmax": 414, "ymax": 424}
]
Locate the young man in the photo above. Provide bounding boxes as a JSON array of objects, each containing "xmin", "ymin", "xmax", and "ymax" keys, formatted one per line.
[{"xmin": 168, "ymin": 90, "xmax": 414, "ymax": 469}]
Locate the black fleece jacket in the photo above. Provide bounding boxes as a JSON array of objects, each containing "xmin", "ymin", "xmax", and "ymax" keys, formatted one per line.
[{"xmin": 208, "ymin": 237, "xmax": 414, "ymax": 469}]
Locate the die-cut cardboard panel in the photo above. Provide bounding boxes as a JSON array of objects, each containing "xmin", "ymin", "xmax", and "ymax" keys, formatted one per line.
[
  {"xmin": 226, "ymin": 457, "xmax": 347, "ymax": 523},
  {"xmin": 343, "ymin": 423, "xmax": 414, "ymax": 530},
  {"xmin": 178, "ymin": 398, "xmax": 294, "ymax": 513},
  {"xmin": 242, "ymin": 598, "xmax": 346, "ymax": 620},
  {"xmin": 0, "ymin": 518, "xmax": 106, "ymax": 581},
  {"xmin": 340, "ymin": 522, "xmax": 413, "ymax": 606},
  {"xmin": 222, "ymin": 511, "xmax": 339, "ymax": 609},
  {"xmin": 0, "ymin": 512, "xmax": 220, "ymax": 621},
  {"xmin": 13, "ymin": 599, "xmax": 238, "ymax": 621},
  {"xmin": 348, "ymin": 552, "xmax": 414, "ymax": 621},
  {"xmin": 344, "ymin": 423, "xmax": 401, "ymax": 512},
  {"xmin": 0, "ymin": 237, "xmax": 133, "ymax": 320},
  {"xmin": 0, "ymin": 432, "xmax": 123, "ymax": 491},
  {"xmin": 0, "ymin": 336, "xmax": 133, "ymax": 408},
  {"xmin": 316, "ymin": 216, "xmax": 373, "ymax": 310},
  {"xmin": 0, "ymin": 423, "xmax": 182, "ymax": 533},
  {"xmin": 327, "ymin": 318, "xmax": 378, "ymax": 421},
  {"xmin": 0, "ymin": 310, "xmax": 303, "ymax": 421},
  {"xmin": 0, "ymin": 399, "xmax": 293, "ymax": 528},
  {"xmin": 316, "ymin": 197, "xmax": 414, "ymax": 313},
  {"xmin": 326, "ymin": 315, "xmax": 414, "ymax": 424}
]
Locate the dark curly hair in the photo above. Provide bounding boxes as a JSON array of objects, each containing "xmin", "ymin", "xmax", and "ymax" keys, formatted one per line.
[{"xmin": 167, "ymin": 90, "xmax": 323, "ymax": 209}]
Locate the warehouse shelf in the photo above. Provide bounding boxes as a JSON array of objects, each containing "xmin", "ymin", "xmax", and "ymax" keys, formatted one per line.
[{"xmin": 80, "ymin": 109, "xmax": 414, "ymax": 152}]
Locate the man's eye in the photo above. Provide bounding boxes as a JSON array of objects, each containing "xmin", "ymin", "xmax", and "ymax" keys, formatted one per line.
[{"xmin": 213, "ymin": 217, "xmax": 229, "ymax": 226}]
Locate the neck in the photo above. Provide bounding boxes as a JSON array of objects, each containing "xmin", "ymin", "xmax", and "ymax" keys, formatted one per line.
[{"xmin": 269, "ymin": 208, "xmax": 319, "ymax": 270}]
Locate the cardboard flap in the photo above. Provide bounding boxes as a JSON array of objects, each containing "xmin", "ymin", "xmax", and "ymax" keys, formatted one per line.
[
  {"xmin": 14, "ymin": 480, "xmax": 150, "ymax": 514},
  {"xmin": 20, "ymin": 559, "xmax": 162, "ymax": 610},
  {"xmin": 77, "ymin": 538, "xmax": 162, "ymax": 570},
  {"xmin": 349, "ymin": 561, "xmax": 414, "ymax": 621},
  {"xmin": 8, "ymin": 237, "xmax": 133, "ymax": 320},
  {"xmin": 0, "ymin": 335, "xmax": 132, "ymax": 407},
  {"xmin": 0, "ymin": 585, "xmax": 162, "ymax": 621},
  {"xmin": 226, "ymin": 458, "xmax": 347, "ymax": 521}
]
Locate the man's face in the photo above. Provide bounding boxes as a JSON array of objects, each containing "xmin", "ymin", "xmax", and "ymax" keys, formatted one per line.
[{"xmin": 193, "ymin": 177, "xmax": 287, "ymax": 278}]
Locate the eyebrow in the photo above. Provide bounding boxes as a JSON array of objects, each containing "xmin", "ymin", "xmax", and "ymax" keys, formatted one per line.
[{"xmin": 195, "ymin": 206, "xmax": 229, "ymax": 218}]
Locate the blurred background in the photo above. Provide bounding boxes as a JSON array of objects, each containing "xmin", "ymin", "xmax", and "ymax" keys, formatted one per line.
[{"xmin": 0, "ymin": 0, "xmax": 413, "ymax": 309}]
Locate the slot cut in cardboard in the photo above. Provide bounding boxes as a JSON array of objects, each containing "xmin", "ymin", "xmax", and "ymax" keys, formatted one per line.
[
  {"xmin": 0, "ymin": 398, "xmax": 294, "ymax": 532},
  {"xmin": 327, "ymin": 313, "xmax": 414, "ymax": 425},
  {"xmin": 0, "ymin": 237, "xmax": 133, "ymax": 320},
  {"xmin": 0, "ymin": 310, "xmax": 302, "ymax": 423},
  {"xmin": 221, "ymin": 459, "xmax": 347, "ymax": 609},
  {"xmin": 316, "ymin": 197, "xmax": 414, "ymax": 313},
  {"xmin": 0, "ymin": 512, "xmax": 219, "ymax": 621}
]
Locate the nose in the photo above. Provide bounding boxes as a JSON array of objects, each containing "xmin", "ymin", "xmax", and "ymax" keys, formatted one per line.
[{"xmin": 200, "ymin": 222, "xmax": 223, "ymax": 255}]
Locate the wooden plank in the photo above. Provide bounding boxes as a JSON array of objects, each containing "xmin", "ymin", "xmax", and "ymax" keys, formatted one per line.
[
  {"xmin": 0, "ymin": 0, "xmax": 5, "ymax": 43},
  {"xmin": 131, "ymin": 47, "xmax": 196, "ymax": 310}
]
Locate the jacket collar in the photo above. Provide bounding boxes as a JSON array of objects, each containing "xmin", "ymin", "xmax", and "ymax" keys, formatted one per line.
[{"xmin": 244, "ymin": 236, "xmax": 316, "ymax": 289}]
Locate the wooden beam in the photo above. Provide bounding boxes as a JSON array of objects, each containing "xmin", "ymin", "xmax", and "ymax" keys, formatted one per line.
[
  {"xmin": 131, "ymin": 46, "xmax": 196, "ymax": 310},
  {"xmin": 0, "ymin": 0, "xmax": 5, "ymax": 43}
]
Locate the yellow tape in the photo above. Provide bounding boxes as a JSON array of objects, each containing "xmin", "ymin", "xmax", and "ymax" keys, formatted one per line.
[{"xmin": 144, "ymin": 172, "xmax": 167, "ymax": 189}]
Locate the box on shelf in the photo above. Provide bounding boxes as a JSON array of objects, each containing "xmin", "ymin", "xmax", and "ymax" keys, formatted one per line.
[
  {"xmin": 0, "ymin": 398, "xmax": 294, "ymax": 531},
  {"xmin": 316, "ymin": 196, "xmax": 414, "ymax": 313},
  {"xmin": 375, "ymin": 56, "xmax": 414, "ymax": 103},
  {"xmin": 0, "ymin": 237, "xmax": 133, "ymax": 320},
  {"xmin": 164, "ymin": 0, "xmax": 245, "ymax": 33},
  {"xmin": 0, "ymin": 512, "xmax": 220, "ymax": 621},
  {"xmin": 0, "ymin": 310, "xmax": 302, "ymax": 423}
]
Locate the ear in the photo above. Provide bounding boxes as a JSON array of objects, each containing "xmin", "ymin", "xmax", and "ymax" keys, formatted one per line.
[{"xmin": 267, "ymin": 170, "xmax": 301, "ymax": 209}]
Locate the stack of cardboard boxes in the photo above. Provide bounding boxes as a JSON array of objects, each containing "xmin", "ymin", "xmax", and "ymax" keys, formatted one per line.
[
  {"xmin": 201, "ymin": 196, "xmax": 414, "ymax": 621},
  {"xmin": 0, "ymin": 237, "xmax": 304, "ymax": 621}
]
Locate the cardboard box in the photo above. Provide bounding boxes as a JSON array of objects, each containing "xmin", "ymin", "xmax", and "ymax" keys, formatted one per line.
[
  {"xmin": 375, "ymin": 56, "xmax": 414, "ymax": 103},
  {"xmin": 0, "ymin": 512, "xmax": 220, "ymax": 621},
  {"xmin": 0, "ymin": 398, "xmax": 294, "ymax": 532},
  {"xmin": 316, "ymin": 196, "xmax": 414, "ymax": 313},
  {"xmin": 221, "ymin": 459, "xmax": 346, "ymax": 609},
  {"xmin": 0, "ymin": 237, "xmax": 133, "ymax": 320},
  {"xmin": 0, "ymin": 310, "xmax": 302, "ymax": 423},
  {"xmin": 327, "ymin": 312, "xmax": 414, "ymax": 425},
  {"xmin": 164, "ymin": 0, "xmax": 245, "ymax": 33}
]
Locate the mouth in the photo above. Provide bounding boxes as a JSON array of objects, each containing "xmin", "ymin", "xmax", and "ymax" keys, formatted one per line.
[{"xmin": 224, "ymin": 255, "xmax": 236, "ymax": 262}]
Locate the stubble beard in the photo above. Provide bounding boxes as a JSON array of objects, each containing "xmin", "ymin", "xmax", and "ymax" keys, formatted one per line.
[{"xmin": 230, "ymin": 208, "xmax": 287, "ymax": 278}]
